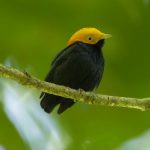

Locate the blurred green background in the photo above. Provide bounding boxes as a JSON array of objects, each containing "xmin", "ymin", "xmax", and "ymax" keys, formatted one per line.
[{"xmin": 0, "ymin": 0, "xmax": 150, "ymax": 150}]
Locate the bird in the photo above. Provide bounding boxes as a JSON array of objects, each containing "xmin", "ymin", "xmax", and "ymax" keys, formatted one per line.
[{"xmin": 40, "ymin": 27, "xmax": 111, "ymax": 114}]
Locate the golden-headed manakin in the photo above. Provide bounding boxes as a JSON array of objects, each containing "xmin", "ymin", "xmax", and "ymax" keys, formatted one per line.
[{"xmin": 40, "ymin": 27, "xmax": 111, "ymax": 114}]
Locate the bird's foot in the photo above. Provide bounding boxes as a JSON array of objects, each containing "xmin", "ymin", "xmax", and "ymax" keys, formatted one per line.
[
  {"xmin": 78, "ymin": 88, "xmax": 85, "ymax": 94},
  {"xmin": 23, "ymin": 71, "xmax": 32, "ymax": 78}
]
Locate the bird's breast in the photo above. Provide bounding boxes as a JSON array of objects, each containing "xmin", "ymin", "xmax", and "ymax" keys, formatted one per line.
[{"xmin": 77, "ymin": 42, "xmax": 104, "ymax": 66}]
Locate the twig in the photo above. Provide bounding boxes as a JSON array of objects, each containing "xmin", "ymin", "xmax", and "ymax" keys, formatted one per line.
[{"xmin": 0, "ymin": 64, "xmax": 150, "ymax": 111}]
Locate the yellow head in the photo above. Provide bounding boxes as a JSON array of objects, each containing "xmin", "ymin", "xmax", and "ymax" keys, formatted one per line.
[{"xmin": 68, "ymin": 27, "xmax": 111, "ymax": 46}]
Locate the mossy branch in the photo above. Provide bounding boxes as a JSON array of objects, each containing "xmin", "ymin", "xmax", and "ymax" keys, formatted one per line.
[{"xmin": 0, "ymin": 64, "xmax": 150, "ymax": 111}]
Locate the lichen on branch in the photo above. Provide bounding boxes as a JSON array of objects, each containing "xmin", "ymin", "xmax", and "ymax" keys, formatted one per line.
[{"xmin": 0, "ymin": 64, "xmax": 150, "ymax": 111}]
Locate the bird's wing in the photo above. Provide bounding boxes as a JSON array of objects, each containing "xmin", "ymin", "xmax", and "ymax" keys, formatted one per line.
[
  {"xmin": 39, "ymin": 46, "xmax": 70, "ymax": 98},
  {"xmin": 43, "ymin": 44, "xmax": 78, "ymax": 83},
  {"xmin": 42, "ymin": 43, "xmax": 98, "ymax": 91},
  {"xmin": 51, "ymin": 45, "xmax": 71, "ymax": 66},
  {"xmin": 40, "ymin": 43, "xmax": 103, "ymax": 114}
]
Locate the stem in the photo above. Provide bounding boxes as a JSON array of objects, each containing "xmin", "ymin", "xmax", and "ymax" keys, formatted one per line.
[{"xmin": 0, "ymin": 64, "xmax": 150, "ymax": 111}]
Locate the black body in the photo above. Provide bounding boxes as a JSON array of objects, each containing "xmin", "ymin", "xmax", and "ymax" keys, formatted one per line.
[{"xmin": 40, "ymin": 40, "xmax": 105, "ymax": 114}]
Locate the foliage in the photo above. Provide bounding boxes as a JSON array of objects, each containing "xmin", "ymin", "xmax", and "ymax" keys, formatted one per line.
[{"xmin": 0, "ymin": 0, "xmax": 150, "ymax": 150}]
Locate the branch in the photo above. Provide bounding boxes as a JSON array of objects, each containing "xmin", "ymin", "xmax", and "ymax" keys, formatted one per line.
[{"xmin": 0, "ymin": 64, "xmax": 150, "ymax": 111}]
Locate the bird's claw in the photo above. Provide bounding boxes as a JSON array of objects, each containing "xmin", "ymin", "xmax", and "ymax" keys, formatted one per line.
[
  {"xmin": 78, "ymin": 88, "xmax": 85, "ymax": 93},
  {"xmin": 23, "ymin": 71, "xmax": 31, "ymax": 78}
]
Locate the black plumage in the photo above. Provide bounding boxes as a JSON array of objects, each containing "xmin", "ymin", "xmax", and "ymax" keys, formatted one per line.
[{"xmin": 40, "ymin": 39, "xmax": 105, "ymax": 114}]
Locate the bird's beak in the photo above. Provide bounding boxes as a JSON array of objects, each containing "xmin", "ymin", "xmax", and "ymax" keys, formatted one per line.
[{"xmin": 101, "ymin": 33, "xmax": 112, "ymax": 39}]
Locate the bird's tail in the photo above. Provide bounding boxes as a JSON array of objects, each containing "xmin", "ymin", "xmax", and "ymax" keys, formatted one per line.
[
  {"xmin": 57, "ymin": 97, "xmax": 75, "ymax": 114},
  {"xmin": 40, "ymin": 93, "xmax": 75, "ymax": 114}
]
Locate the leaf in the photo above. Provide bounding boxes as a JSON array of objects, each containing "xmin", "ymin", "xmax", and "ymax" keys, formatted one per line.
[
  {"xmin": 116, "ymin": 130, "xmax": 150, "ymax": 150},
  {"xmin": 1, "ymin": 78, "xmax": 70, "ymax": 150}
]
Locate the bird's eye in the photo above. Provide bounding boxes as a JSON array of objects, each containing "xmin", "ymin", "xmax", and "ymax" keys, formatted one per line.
[{"xmin": 88, "ymin": 37, "xmax": 92, "ymax": 40}]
